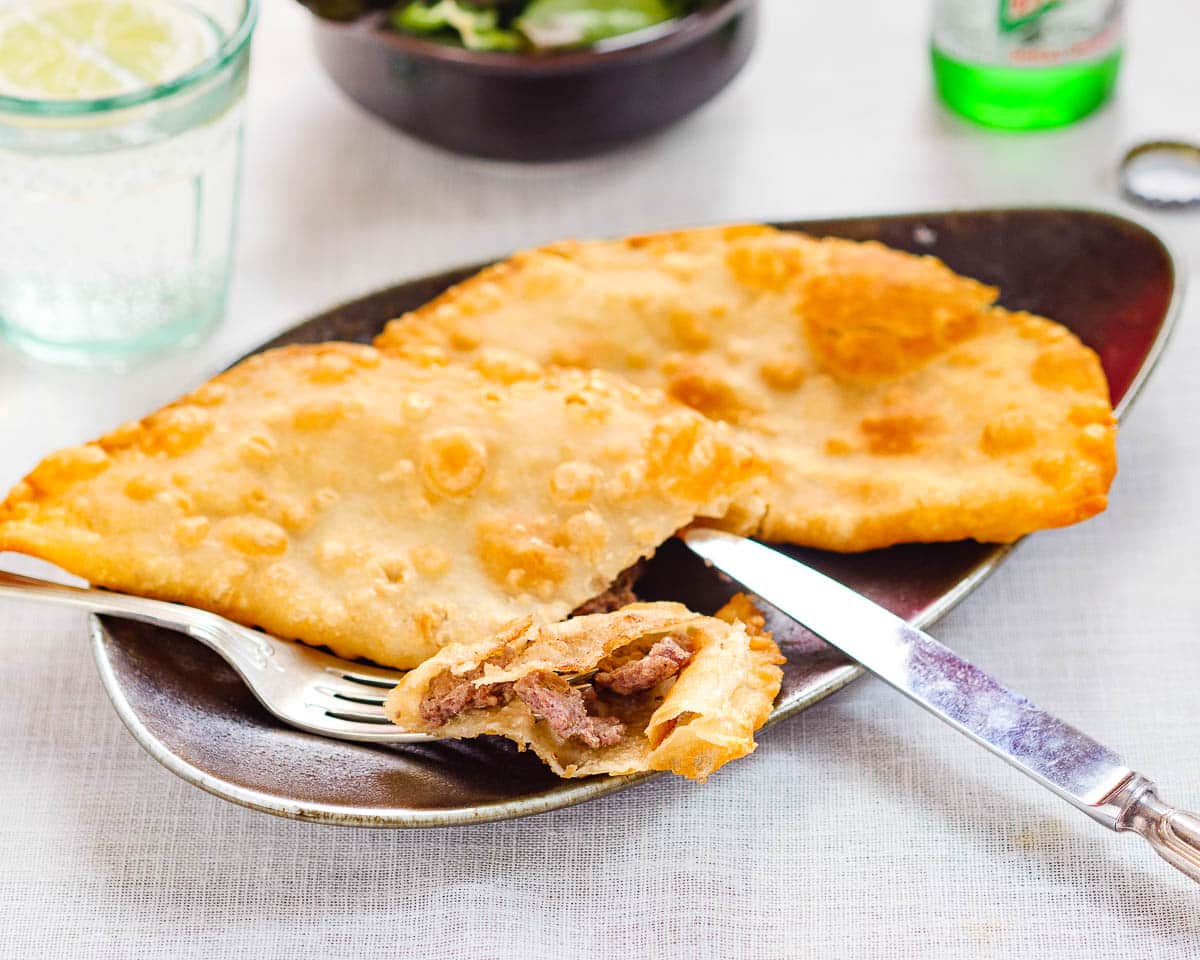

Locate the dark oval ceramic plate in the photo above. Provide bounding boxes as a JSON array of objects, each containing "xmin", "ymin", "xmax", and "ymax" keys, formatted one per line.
[{"xmin": 92, "ymin": 208, "xmax": 1181, "ymax": 828}]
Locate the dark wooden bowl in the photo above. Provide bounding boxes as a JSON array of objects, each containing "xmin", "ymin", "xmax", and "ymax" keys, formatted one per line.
[{"xmin": 308, "ymin": 0, "xmax": 758, "ymax": 161}]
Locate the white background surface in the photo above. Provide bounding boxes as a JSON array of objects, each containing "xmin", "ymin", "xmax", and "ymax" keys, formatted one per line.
[{"xmin": 2, "ymin": 1, "xmax": 1200, "ymax": 956}]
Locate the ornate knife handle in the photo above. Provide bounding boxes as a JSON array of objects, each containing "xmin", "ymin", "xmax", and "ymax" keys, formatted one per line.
[{"xmin": 1118, "ymin": 779, "xmax": 1200, "ymax": 882}]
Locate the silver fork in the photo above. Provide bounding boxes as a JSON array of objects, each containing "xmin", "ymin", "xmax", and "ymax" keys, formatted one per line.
[{"xmin": 0, "ymin": 570, "xmax": 435, "ymax": 743}]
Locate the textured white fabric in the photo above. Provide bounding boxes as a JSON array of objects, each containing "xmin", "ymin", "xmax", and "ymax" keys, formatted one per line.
[{"xmin": 3, "ymin": 1, "xmax": 1200, "ymax": 956}]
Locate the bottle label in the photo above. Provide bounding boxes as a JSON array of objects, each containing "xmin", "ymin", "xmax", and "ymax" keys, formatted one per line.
[{"xmin": 933, "ymin": 0, "xmax": 1123, "ymax": 67}]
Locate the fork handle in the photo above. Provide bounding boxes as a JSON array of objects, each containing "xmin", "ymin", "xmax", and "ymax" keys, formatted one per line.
[
  {"xmin": 0, "ymin": 570, "xmax": 205, "ymax": 635},
  {"xmin": 1119, "ymin": 782, "xmax": 1200, "ymax": 882}
]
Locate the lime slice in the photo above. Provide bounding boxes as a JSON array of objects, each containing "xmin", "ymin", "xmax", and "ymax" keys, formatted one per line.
[{"xmin": 0, "ymin": 0, "xmax": 220, "ymax": 100}]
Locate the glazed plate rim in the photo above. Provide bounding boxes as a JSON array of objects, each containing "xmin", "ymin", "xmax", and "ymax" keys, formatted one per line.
[{"xmin": 90, "ymin": 206, "xmax": 1185, "ymax": 828}]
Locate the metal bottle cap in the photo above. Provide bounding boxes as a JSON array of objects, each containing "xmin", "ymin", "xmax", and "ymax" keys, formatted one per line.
[{"xmin": 1119, "ymin": 140, "xmax": 1200, "ymax": 208}]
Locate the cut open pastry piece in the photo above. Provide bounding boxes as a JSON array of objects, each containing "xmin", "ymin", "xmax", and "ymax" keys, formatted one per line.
[
  {"xmin": 374, "ymin": 224, "xmax": 1117, "ymax": 551},
  {"xmin": 386, "ymin": 594, "xmax": 786, "ymax": 781},
  {"xmin": 0, "ymin": 343, "xmax": 762, "ymax": 668}
]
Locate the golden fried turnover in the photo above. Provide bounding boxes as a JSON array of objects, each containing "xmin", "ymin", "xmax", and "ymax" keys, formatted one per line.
[
  {"xmin": 375, "ymin": 225, "xmax": 1117, "ymax": 551},
  {"xmin": 386, "ymin": 595, "xmax": 785, "ymax": 781},
  {"xmin": 0, "ymin": 343, "xmax": 762, "ymax": 668}
]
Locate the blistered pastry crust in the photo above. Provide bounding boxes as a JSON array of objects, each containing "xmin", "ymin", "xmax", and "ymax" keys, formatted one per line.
[
  {"xmin": 374, "ymin": 225, "xmax": 1117, "ymax": 551},
  {"xmin": 0, "ymin": 343, "xmax": 762, "ymax": 668}
]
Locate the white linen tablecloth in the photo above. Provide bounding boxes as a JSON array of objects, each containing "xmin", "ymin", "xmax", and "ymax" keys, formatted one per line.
[{"xmin": 2, "ymin": 1, "xmax": 1199, "ymax": 956}]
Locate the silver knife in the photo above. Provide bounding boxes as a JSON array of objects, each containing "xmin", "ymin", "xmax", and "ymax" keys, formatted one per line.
[{"xmin": 682, "ymin": 527, "xmax": 1200, "ymax": 883}]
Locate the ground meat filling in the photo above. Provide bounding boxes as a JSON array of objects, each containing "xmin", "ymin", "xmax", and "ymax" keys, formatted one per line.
[
  {"xmin": 420, "ymin": 666, "xmax": 625, "ymax": 748},
  {"xmin": 595, "ymin": 635, "xmax": 694, "ymax": 695},
  {"xmin": 512, "ymin": 672, "xmax": 625, "ymax": 748},
  {"xmin": 418, "ymin": 615, "xmax": 693, "ymax": 745},
  {"xmin": 419, "ymin": 667, "xmax": 513, "ymax": 727},
  {"xmin": 569, "ymin": 561, "xmax": 644, "ymax": 617}
]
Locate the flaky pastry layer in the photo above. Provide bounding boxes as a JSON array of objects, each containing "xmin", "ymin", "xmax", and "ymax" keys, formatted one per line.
[
  {"xmin": 374, "ymin": 225, "xmax": 1117, "ymax": 551},
  {"xmin": 0, "ymin": 343, "xmax": 762, "ymax": 667},
  {"xmin": 385, "ymin": 595, "xmax": 785, "ymax": 781}
]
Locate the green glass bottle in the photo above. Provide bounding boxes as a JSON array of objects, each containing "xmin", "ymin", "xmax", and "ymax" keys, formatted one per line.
[{"xmin": 931, "ymin": 0, "xmax": 1124, "ymax": 130}]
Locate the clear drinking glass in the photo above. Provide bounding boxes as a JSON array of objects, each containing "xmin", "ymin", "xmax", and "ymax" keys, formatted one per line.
[{"xmin": 0, "ymin": 0, "xmax": 257, "ymax": 365}]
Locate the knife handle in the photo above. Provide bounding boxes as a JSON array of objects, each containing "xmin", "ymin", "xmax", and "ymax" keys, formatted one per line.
[{"xmin": 1118, "ymin": 781, "xmax": 1200, "ymax": 882}]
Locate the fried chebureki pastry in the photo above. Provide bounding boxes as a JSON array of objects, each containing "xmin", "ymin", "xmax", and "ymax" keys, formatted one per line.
[
  {"xmin": 386, "ymin": 594, "xmax": 785, "ymax": 781},
  {"xmin": 374, "ymin": 225, "xmax": 1117, "ymax": 551},
  {"xmin": 0, "ymin": 343, "xmax": 763, "ymax": 668}
]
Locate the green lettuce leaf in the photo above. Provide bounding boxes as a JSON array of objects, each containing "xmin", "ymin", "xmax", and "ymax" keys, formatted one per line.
[
  {"xmin": 392, "ymin": 0, "xmax": 524, "ymax": 50},
  {"xmin": 516, "ymin": 0, "xmax": 684, "ymax": 49}
]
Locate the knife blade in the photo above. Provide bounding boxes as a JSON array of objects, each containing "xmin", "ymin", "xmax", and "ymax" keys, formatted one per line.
[{"xmin": 682, "ymin": 527, "xmax": 1200, "ymax": 880}]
